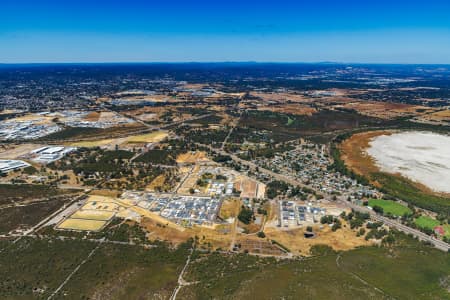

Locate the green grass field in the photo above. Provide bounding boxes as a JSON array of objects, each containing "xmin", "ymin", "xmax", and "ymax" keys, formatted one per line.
[
  {"xmin": 371, "ymin": 172, "xmax": 450, "ymax": 216},
  {"xmin": 415, "ymin": 216, "xmax": 450, "ymax": 237},
  {"xmin": 368, "ymin": 199, "xmax": 412, "ymax": 216},
  {"xmin": 415, "ymin": 216, "xmax": 440, "ymax": 230}
]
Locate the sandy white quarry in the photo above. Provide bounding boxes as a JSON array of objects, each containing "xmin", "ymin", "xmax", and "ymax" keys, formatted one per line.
[{"xmin": 367, "ymin": 131, "xmax": 450, "ymax": 194}]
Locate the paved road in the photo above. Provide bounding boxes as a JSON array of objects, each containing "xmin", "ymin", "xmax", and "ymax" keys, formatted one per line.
[
  {"xmin": 200, "ymin": 143, "xmax": 450, "ymax": 252},
  {"xmin": 341, "ymin": 200, "xmax": 450, "ymax": 252}
]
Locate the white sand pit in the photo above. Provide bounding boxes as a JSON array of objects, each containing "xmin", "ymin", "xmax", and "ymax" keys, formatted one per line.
[{"xmin": 367, "ymin": 131, "xmax": 450, "ymax": 193}]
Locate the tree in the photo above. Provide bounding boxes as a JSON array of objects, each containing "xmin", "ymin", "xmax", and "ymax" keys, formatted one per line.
[
  {"xmin": 238, "ymin": 206, "xmax": 254, "ymax": 225},
  {"xmin": 373, "ymin": 205, "xmax": 384, "ymax": 215},
  {"xmin": 257, "ymin": 231, "xmax": 266, "ymax": 238}
]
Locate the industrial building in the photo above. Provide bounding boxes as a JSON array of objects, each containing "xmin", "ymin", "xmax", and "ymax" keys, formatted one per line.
[{"xmin": 0, "ymin": 160, "xmax": 30, "ymax": 173}]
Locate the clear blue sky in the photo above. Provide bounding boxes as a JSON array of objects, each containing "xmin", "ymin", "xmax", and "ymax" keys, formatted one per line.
[{"xmin": 1, "ymin": 0, "xmax": 450, "ymax": 63}]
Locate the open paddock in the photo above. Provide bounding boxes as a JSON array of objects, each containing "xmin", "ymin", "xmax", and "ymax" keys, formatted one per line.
[
  {"xmin": 70, "ymin": 209, "xmax": 116, "ymax": 221},
  {"xmin": 81, "ymin": 201, "xmax": 120, "ymax": 211},
  {"xmin": 57, "ymin": 218, "xmax": 107, "ymax": 231}
]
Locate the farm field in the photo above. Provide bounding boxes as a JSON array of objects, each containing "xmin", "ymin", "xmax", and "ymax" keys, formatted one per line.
[{"xmin": 368, "ymin": 199, "xmax": 412, "ymax": 216}]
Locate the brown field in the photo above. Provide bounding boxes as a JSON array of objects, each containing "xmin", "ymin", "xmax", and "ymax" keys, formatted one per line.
[
  {"xmin": 235, "ymin": 236, "xmax": 287, "ymax": 256},
  {"xmin": 413, "ymin": 109, "xmax": 450, "ymax": 124},
  {"xmin": 6, "ymin": 114, "xmax": 54, "ymax": 125},
  {"xmin": 338, "ymin": 100, "xmax": 433, "ymax": 119},
  {"xmin": 71, "ymin": 210, "xmax": 115, "ymax": 221},
  {"xmin": 68, "ymin": 138, "xmax": 117, "ymax": 148},
  {"xmin": 0, "ymin": 144, "xmax": 46, "ymax": 159},
  {"xmin": 141, "ymin": 217, "xmax": 232, "ymax": 249},
  {"xmin": 176, "ymin": 151, "xmax": 209, "ymax": 164},
  {"xmin": 126, "ymin": 131, "xmax": 168, "ymax": 143},
  {"xmin": 58, "ymin": 218, "xmax": 107, "ymax": 231},
  {"xmin": 146, "ymin": 174, "xmax": 166, "ymax": 191},
  {"xmin": 81, "ymin": 201, "xmax": 120, "ymax": 212},
  {"xmin": 219, "ymin": 198, "xmax": 240, "ymax": 220},
  {"xmin": 234, "ymin": 177, "xmax": 265, "ymax": 199},
  {"xmin": 250, "ymin": 92, "xmax": 310, "ymax": 103},
  {"xmin": 339, "ymin": 130, "xmax": 388, "ymax": 179},
  {"xmin": 83, "ymin": 111, "xmax": 100, "ymax": 121},
  {"xmin": 264, "ymin": 222, "xmax": 371, "ymax": 255},
  {"xmin": 88, "ymin": 189, "xmax": 122, "ymax": 198},
  {"xmin": 258, "ymin": 104, "xmax": 317, "ymax": 116}
]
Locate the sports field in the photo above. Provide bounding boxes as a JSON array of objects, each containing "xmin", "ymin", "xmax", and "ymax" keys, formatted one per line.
[
  {"xmin": 415, "ymin": 216, "xmax": 440, "ymax": 229},
  {"xmin": 368, "ymin": 199, "xmax": 412, "ymax": 216},
  {"xmin": 58, "ymin": 218, "xmax": 107, "ymax": 231},
  {"xmin": 71, "ymin": 210, "xmax": 115, "ymax": 221}
]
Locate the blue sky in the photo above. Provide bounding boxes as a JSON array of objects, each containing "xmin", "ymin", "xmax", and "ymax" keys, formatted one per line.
[{"xmin": 1, "ymin": 0, "xmax": 450, "ymax": 63}]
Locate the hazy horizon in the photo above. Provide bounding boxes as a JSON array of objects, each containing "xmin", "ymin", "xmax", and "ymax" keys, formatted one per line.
[{"xmin": 2, "ymin": 1, "xmax": 450, "ymax": 64}]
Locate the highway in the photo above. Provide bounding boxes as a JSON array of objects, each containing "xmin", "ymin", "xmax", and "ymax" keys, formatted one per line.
[{"xmin": 199, "ymin": 142, "xmax": 450, "ymax": 252}]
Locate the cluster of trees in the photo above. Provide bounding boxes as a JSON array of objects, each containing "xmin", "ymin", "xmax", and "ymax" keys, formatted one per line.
[
  {"xmin": 238, "ymin": 206, "xmax": 254, "ymax": 225},
  {"xmin": 340, "ymin": 210, "xmax": 370, "ymax": 229},
  {"xmin": 320, "ymin": 215, "xmax": 342, "ymax": 231},
  {"xmin": 266, "ymin": 180, "xmax": 290, "ymax": 199}
]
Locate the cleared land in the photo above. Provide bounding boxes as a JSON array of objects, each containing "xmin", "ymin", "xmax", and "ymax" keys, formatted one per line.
[
  {"xmin": 126, "ymin": 131, "xmax": 168, "ymax": 143},
  {"xmin": 264, "ymin": 221, "xmax": 370, "ymax": 255},
  {"xmin": 70, "ymin": 209, "xmax": 115, "ymax": 221},
  {"xmin": 176, "ymin": 151, "xmax": 209, "ymax": 164},
  {"xmin": 368, "ymin": 199, "xmax": 412, "ymax": 216},
  {"xmin": 58, "ymin": 218, "xmax": 107, "ymax": 231}
]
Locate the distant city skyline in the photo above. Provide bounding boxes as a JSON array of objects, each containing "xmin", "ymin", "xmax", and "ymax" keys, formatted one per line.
[{"xmin": 2, "ymin": 0, "xmax": 450, "ymax": 63}]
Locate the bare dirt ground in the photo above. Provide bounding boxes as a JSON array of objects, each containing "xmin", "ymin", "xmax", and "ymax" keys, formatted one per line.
[
  {"xmin": 83, "ymin": 111, "xmax": 100, "ymax": 122},
  {"xmin": 338, "ymin": 100, "xmax": 433, "ymax": 119},
  {"xmin": 218, "ymin": 198, "xmax": 240, "ymax": 220},
  {"xmin": 264, "ymin": 222, "xmax": 371, "ymax": 255},
  {"xmin": 146, "ymin": 174, "xmax": 166, "ymax": 192},
  {"xmin": 258, "ymin": 104, "xmax": 317, "ymax": 116},
  {"xmin": 235, "ymin": 236, "xmax": 286, "ymax": 256},
  {"xmin": 339, "ymin": 130, "xmax": 389, "ymax": 178},
  {"xmin": 413, "ymin": 109, "xmax": 450, "ymax": 125},
  {"xmin": 141, "ymin": 217, "xmax": 233, "ymax": 249},
  {"xmin": 0, "ymin": 143, "xmax": 45, "ymax": 159},
  {"xmin": 176, "ymin": 151, "xmax": 209, "ymax": 164}
]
